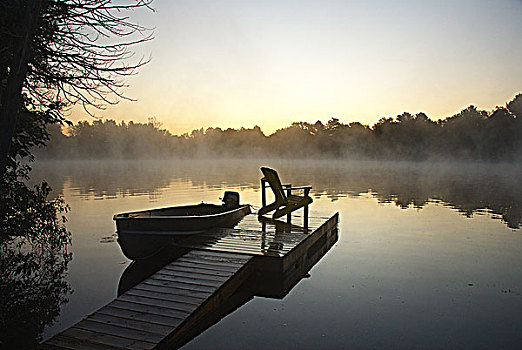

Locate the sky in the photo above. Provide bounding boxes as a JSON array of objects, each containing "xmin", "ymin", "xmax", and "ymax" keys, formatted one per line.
[{"xmin": 69, "ymin": 0, "xmax": 522, "ymax": 135}]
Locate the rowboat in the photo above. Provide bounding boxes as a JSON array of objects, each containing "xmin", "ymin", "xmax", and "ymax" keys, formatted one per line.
[{"xmin": 114, "ymin": 191, "xmax": 251, "ymax": 260}]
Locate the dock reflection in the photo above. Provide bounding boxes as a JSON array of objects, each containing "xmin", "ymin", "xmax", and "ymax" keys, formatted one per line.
[{"xmin": 117, "ymin": 217, "xmax": 338, "ymax": 348}]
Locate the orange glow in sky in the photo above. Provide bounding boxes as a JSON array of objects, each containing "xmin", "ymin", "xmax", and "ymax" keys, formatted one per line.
[{"xmin": 69, "ymin": 0, "xmax": 522, "ymax": 135}]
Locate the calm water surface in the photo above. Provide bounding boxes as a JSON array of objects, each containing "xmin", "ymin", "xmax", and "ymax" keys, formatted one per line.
[{"xmin": 31, "ymin": 159, "xmax": 522, "ymax": 349}]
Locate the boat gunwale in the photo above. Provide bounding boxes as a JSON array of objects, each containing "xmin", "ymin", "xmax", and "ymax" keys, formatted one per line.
[{"xmin": 113, "ymin": 204, "xmax": 252, "ymax": 221}]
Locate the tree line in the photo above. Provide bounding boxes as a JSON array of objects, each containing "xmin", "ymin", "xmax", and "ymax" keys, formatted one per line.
[{"xmin": 38, "ymin": 94, "xmax": 522, "ymax": 162}]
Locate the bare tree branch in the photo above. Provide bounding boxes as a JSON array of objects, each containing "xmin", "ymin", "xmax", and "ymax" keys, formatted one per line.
[{"xmin": 1, "ymin": 0, "xmax": 154, "ymax": 175}]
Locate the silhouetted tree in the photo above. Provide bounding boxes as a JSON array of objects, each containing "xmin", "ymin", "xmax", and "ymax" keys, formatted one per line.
[
  {"xmin": 39, "ymin": 93, "xmax": 522, "ymax": 162},
  {"xmin": 439, "ymin": 105, "xmax": 488, "ymax": 159},
  {"xmin": 1, "ymin": 0, "xmax": 152, "ymax": 176},
  {"xmin": 483, "ymin": 107, "xmax": 518, "ymax": 161},
  {"xmin": 507, "ymin": 93, "xmax": 522, "ymax": 118},
  {"xmin": 0, "ymin": 87, "xmax": 71, "ymax": 350}
]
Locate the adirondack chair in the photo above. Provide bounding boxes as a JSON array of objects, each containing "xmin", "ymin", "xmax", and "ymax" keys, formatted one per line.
[{"xmin": 258, "ymin": 167, "xmax": 313, "ymax": 226}]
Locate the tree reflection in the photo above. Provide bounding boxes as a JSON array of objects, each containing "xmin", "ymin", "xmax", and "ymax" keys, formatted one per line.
[
  {"xmin": 0, "ymin": 170, "xmax": 72, "ymax": 349},
  {"xmin": 32, "ymin": 160, "xmax": 521, "ymax": 230}
]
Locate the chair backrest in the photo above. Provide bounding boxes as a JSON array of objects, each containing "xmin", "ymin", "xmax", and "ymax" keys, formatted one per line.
[{"xmin": 261, "ymin": 167, "xmax": 287, "ymax": 204}]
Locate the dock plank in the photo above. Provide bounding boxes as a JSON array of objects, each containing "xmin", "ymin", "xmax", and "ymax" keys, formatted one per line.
[
  {"xmin": 168, "ymin": 260, "xmax": 243, "ymax": 273},
  {"xmin": 125, "ymin": 288, "xmax": 202, "ymax": 305},
  {"xmin": 131, "ymin": 283, "xmax": 211, "ymax": 300},
  {"xmin": 153, "ymin": 269, "xmax": 229, "ymax": 282},
  {"xmin": 38, "ymin": 344, "xmax": 72, "ymax": 350},
  {"xmin": 183, "ymin": 250, "xmax": 251, "ymax": 261},
  {"xmin": 184, "ymin": 244, "xmax": 284, "ymax": 257},
  {"xmin": 186, "ymin": 237, "xmax": 295, "ymax": 252},
  {"xmin": 74, "ymin": 319, "xmax": 164, "ymax": 343},
  {"xmin": 118, "ymin": 294, "xmax": 198, "ymax": 313},
  {"xmin": 97, "ymin": 306, "xmax": 182, "ymax": 327},
  {"xmin": 147, "ymin": 273, "xmax": 224, "ymax": 288},
  {"xmin": 58, "ymin": 327, "xmax": 156, "ymax": 350},
  {"xmin": 176, "ymin": 256, "xmax": 245, "ymax": 268},
  {"xmin": 143, "ymin": 277, "xmax": 219, "ymax": 292},
  {"xmin": 108, "ymin": 300, "xmax": 189, "ymax": 320},
  {"xmin": 161, "ymin": 264, "xmax": 236, "ymax": 277},
  {"xmin": 46, "ymin": 334, "xmax": 126, "ymax": 350},
  {"xmin": 177, "ymin": 254, "xmax": 248, "ymax": 266},
  {"xmin": 87, "ymin": 313, "xmax": 173, "ymax": 335}
]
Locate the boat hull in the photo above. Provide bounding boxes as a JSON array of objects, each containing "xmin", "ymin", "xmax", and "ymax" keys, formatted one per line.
[{"xmin": 114, "ymin": 204, "xmax": 251, "ymax": 260}]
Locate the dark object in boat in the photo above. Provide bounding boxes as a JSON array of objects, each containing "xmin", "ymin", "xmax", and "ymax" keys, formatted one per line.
[{"xmin": 114, "ymin": 191, "xmax": 251, "ymax": 260}]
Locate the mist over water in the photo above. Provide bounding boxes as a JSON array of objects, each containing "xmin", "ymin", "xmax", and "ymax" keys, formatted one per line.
[
  {"xmin": 32, "ymin": 159, "xmax": 521, "ymax": 230},
  {"xmin": 27, "ymin": 159, "xmax": 522, "ymax": 348}
]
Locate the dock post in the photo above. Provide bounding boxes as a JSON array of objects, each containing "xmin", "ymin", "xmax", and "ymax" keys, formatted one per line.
[
  {"xmin": 304, "ymin": 204, "xmax": 309, "ymax": 231},
  {"xmin": 261, "ymin": 178, "xmax": 266, "ymax": 209},
  {"xmin": 286, "ymin": 187, "xmax": 292, "ymax": 223}
]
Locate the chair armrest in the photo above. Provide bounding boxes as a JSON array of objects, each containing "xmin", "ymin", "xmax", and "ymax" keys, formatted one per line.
[
  {"xmin": 289, "ymin": 185, "xmax": 312, "ymax": 190},
  {"xmin": 285, "ymin": 185, "xmax": 312, "ymax": 196}
]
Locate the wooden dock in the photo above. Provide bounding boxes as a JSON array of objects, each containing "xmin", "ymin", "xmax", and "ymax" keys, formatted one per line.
[{"xmin": 40, "ymin": 212, "xmax": 339, "ymax": 349}]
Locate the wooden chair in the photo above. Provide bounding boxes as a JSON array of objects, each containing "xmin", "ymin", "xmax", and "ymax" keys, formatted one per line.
[{"xmin": 258, "ymin": 167, "xmax": 313, "ymax": 226}]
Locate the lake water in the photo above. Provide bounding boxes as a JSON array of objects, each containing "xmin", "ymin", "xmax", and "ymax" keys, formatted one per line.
[{"xmin": 30, "ymin": 159, "xmax": 522, "ymax": 349}]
